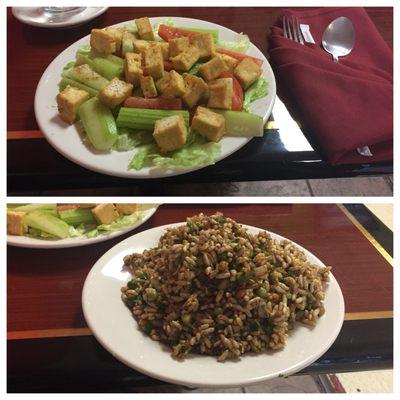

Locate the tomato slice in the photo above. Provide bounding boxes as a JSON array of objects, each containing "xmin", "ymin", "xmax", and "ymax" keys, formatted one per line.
[
  {"xmin": 216, "ymin": 48, "xmax": 263, "ymax": 67},
  {"xmin": 158, "ymin": 24, "xmax": 199, "ymax": 41},
  {"xmin": 124, "ymin": 96, "xmax": 182, "ymax": 110},
  {"xmin": 219, "ymin": 71, "xmax": 243, "ymax": 111}
]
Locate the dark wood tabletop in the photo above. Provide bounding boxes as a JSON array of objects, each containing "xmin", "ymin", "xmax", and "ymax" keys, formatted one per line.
[
  {"xmin": 7, "ymin": 7, "xmax": 393, "ymax": 195},
  {"xmin": 7, "ymin": 204, "xmax": 393, "ymax": 392}
]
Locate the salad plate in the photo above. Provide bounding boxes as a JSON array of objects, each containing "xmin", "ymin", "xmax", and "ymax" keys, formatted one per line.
[
  {"xmin": 35, "ymin": 16, "xmax": 276, "ymax": 179},
  {"xmin": 7, "ymin": 204, "xmax": 159, "ymax": 249},
  {"xmin": 82, "ymin": 222, "xmax": 344, "ymax": 388}
]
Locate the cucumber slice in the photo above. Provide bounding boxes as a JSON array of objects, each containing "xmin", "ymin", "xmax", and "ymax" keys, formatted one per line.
[
  {"xmin": 78, "ymin": 98, "xmax": 118, "ymax": 150},
  {"xmin": 58, "ymin": 208, "xmax": 96, "ymax": 226},
  {"xmin": 65, "ymin": 64, "xmax": 109, "ymax": 91},
  {"xmin": 23, "ymin": 211, "xmax": 71, "ymax": 239},
  {"xmin": 14, "ymin": 204, "xmax": 57, "ymax": 212},
  {"xmin": 59, "ymin": 77, "xmax": 98, "ymax": 97},
  {"xmin": 211, "ymin": 110, "xmax": 264, "ymax": 137}
]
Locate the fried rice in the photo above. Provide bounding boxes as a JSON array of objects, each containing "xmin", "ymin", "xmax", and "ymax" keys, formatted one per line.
[{"xmin": 121, "ymin": 213, "xmax": 331, "ymax": 362}]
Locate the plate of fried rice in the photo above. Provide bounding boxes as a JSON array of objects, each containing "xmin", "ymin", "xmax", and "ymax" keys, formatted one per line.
[{"xmin": 82, "ymin": 213, "xmax": 344, "ymax": 388}]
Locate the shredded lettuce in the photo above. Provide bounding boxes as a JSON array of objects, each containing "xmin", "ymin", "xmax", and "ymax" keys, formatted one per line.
[
  {"xmin": 243, "ymin": 77, "xmax": 269, "ymax": 112},
  {"xmin": 129, "ymin": 132, "xmax": 221, "ymax": 171},
  {"xmin": 87, "ymin": 212, "xmax": 143, "ymax": 238},
  {"xmin": 113, "ymin": 129, "xmax": 154, "ymax": 151},
  {"xmin": 217, "ymin": 33, "xmax": 250, "ymax": 54}
]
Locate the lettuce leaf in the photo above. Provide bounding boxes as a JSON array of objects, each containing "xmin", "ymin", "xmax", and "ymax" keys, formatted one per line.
[
  {"xmin": 129, "ymin": 132, "xmax": 221, "ymax": 171},
  {"xmin": 113, "ymin": 129, "xmax": 154, "ymax": 151},
  {"xmin": 217, "ymin": 33, "xmax": 250, "ymax": 54},
  {"xmin": 243, "ymin": 77, "xmax": 269, "ymax": 112}
]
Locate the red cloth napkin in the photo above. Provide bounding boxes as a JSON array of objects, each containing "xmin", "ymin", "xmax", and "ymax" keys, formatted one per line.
[{"xmin": 269, "ymin": 7, "xmax": 393, "ymax": 165}]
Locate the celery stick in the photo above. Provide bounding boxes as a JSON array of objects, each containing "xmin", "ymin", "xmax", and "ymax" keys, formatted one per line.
[
  {"xmin": 59, "ymin": 77, "xmax": 98, "ymax": 97},
  {"xmin": 23, "ymin": 211, "xmax": 71, "ymax": 239},
  {"xmin": 65, "ymin": 64, "xmax": 109, "ymax": 91},
  {"xmin": 177, "ymin": 26, "xmax": 219, "ymax": 42},
  {"xmin": 58, "ymin": 208, "xmax": 96, "ymax": 226},
  {"xmin": 105, "ymin": 54, "xmax": 125, "ymax": 67},
  {"xmin": 116, "ymin": 108, "xmax": 190, "ymax": 131},
  {"xmin": 187, "ymin": 62, "xmax": 203, "ymax": 76},
  {"xmin": 76, "ymin": 54, "xmax": 123, "ymax": 80},
  {"xmin": 122, "ymin": 31, "xmax": 136, "ymax": 55},
  {"xmin": 211, "ymin": 110, "xmax": 264, "ymax": 137},
  {"xmin": 78, "ymin": 98, "xmax": 118, "ymax": 150},
  {"xmin": 14, "ymin": 204, "xmax": 57, "ymax": 212}
]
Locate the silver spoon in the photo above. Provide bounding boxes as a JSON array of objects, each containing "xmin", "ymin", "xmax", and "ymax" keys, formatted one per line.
[
  {"xmin": 322, "ymin": 17, "xmax": 372, "ymax": 156},
  {"xmin": 322, "ymin": 16, "xmax": 355, "ymax": 62}
]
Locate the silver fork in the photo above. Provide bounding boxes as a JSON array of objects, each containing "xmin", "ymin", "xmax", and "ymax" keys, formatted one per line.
[{"xmin": 283, "ymin": 15, "xmax": 304, "ymax": 45}]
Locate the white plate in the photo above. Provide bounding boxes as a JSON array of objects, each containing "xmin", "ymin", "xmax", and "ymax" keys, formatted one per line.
[
  {"xmin": 35, "ymin": 17, "xmax": 277, "ymax": 179},
  {"xmin": 7, "ymin": 204, "xmax": 159, "ymax": 249},
  {"xmin": 82, "ymin": 223, "xmax": 344, "ymax": 388},
  {"xmin": 12, "ymin": 7, "xmax": 108, "ymax": 29}
]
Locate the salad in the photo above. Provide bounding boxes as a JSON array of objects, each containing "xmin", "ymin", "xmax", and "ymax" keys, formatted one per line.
[
  {"xmin": 7, "ymin": 203, "xmax": 143, "ymax": 240},
  {"xmin": 56, "ymin": 17, "xmax": 269, "ymax": 171}
]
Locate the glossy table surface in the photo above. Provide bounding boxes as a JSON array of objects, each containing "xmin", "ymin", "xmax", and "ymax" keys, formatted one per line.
[
  {"xmin": 7, "ymin": 204, "xmax": 393, "ymax": 392},
  {"xmin": 7, "ymin": 7, "xmax": 393, "ymax": 195}
]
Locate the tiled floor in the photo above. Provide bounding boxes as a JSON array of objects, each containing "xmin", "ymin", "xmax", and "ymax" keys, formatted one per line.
[{"xmin": 37, "ymin": 175, "xmax": 393, "ymax": 196}]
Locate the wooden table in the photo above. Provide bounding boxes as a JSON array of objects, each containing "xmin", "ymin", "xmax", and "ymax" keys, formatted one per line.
[
  {"xmin": 7, "ymin": 7, "xmax": 393, "ymax": 195},
  {"xmin": 7, "ymin": 204, "xmax": 393, "ymax": 392}
]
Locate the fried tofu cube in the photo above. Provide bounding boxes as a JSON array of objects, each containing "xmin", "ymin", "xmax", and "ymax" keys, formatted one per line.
[
  {"xmin": 199, "ymin": 56, "xmax": 228, "ymax": 81},
  {"xmin": 91, "ymin": 204, "xmax": 119, "ymax": 224},
  {"xmin": 57, "ymin": 86, "xmax": 90, "ymax": 124},
  {"xmin": 124, "ymin": 52, "xmax": 143, "ymax": 85},
  {"xmin": 181, "ymin": 73, "xmax": 208, "ymax": 109},
  {"xmin": 153, "ymin": 114, "xmax": 187, "ymax": 153},
  {"xmin": 115, "ymin": 204, "xmax": 138, "ymax": 215},
  {"xmin": 191, "ymin": 106, "xmax": 225, "ymax": 142},
  {"xmin": 233, "ymin": 57, "xmax": 262, "ymax": 89},
  {"xmin": 144, "ymin": 46, "xmax": 164, "ymax": 78},
  {"xmin": 154, "ymin": 42, "xmax": 170, "ymax": 60},
  {"xmin": 7, "ymin": 210, "xmax": 27, "ymax": 236},
  {"xmin": 157, "ymin": 70, "xmax": 186, "ymax": 98},
  {"xmin": 98, "ymin": 78, "xmax": 133, "ymax": 108},
  {"xmin": 140, "ymin": 75, "xmax": 158, "ymax": 98},
  {"xmin": 133, "ymin": 39, "xmax": 151, "ymax": 56},
  {"xmin": 218, "ymin": 54, "xmax": 238, "ymax": 71},
  {"xmin": 90, "ymin": 29, "xmax": 117, "ymax": 54},
  {"xmin": 190, "ymin": 33, "xmax": 215, "ymax": 59},
  {"xmin": 168, "ymin": 36, "xmax": 190, "ymax": 58},
  {"xmin": 135, "ymin": 17, "xmax": 155, "ymax": 41},
  {"xmin": 104, "ymin": 27, "xmax": 124, "ymax": 52},
  {"xmin": 207, "ymin": 78, "xmax": 233, "ymax": 109},
  {"xmin": 170, "ymin": 46, "xmax": 200, "ymax": 71}
]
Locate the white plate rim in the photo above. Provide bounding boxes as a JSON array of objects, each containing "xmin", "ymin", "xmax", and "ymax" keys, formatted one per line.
[
  {"xmin": 34, "ymin": 16, "xmax": 277, "ymax": 179},
  {"xmin": 7, "ymin": 204, "xmax": 159, "ymax": 249},
  {"xmin": 82, "ymin": 222, "xmax": 345, "ymax": 388},
  {"xmin": 12, "ymin": 7, "xmax": 109, "ymax": 28}
]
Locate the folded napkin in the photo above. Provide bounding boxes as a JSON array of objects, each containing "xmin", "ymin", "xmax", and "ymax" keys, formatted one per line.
[{"xmin": 269, "ymin": 7, "xmax": 393, "ymax": 165}]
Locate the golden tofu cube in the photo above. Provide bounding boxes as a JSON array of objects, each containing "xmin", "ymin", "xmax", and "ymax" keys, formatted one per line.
[
  {"xmin": 124, "ymin": 52, "xmax": 143, "ymax": 86},
  {"xmin": 57, "ymin": 85, "xmax": 90, "ymax": 124},
  {"xmin": 90, "ymin": 29, "xmax": 117, "ymax": 54},
  {"xmin": 207, "ymin": 78, "xmax": 233, "ymax": 109},
  {"xmin": 170, "ymin": 46, "xmax": 200, "ymax": 71},
  {"xmin": 104, "ymin": 27, "xmax": 124, "ymax": 52},
  {"xmin": 191, "ymin": 106, "xmax": 225, "ymax": 142},
  {"xmin": 153, "ymin": 115, "xmax": 187, "ymax": 153},
  {"xmin": 7, "ymin": 210, "xmax": 27, "ymax": 236},
  {"xmin": 190, "ymin": 33, "xmax": 215, "ymax": 58},
  {"xmin": 115, "ymin": 204, "xmax": 138, "ymax": 215},
  {"xmin": 182, "ymin": 73, "xmax": 208, "ymax": 109},
  {"xmin": 140, "ymin": 75, "xmax": 158, "ymax": 98},
  {"xmin": 168, "ymin": 36, "xmax": 190, "ymax": 58},
  {"xmin": 135, "ymin": 17, "xmax": 155, "ymax": 41},
  {"xmin": 154, "ymin": 42, "xmax": 170, "ymax": 60},
  {"xmin": 134, "ymin": 39, "xmax": 151, "ymax": 55},
  {"xmin": 98, "ymin": 78, "xmax": 133, "ymax": 108},
  {"xmin": 92, "ymin": 204, "xmax": 119, "ymax": 224},
  {"xmin": 218, "ymin": 54, "xmax": 238, "ymax": 71},
  {"xmin": 233, "ymin": 57, "xmax": 262, "ymax": 89},
  {"xmin": 157, "ymin": 70, "xmax": 186, "ymax": 98},
  {"xmin": 144, "ymin": 46, "xmax": 164, "ymax": 79},
  {"xmin": 199, "ymin": 56, "xmax": 228, "ymax": 81}
]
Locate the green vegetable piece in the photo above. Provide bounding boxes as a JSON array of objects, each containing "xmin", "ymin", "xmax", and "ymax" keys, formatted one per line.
[
  {"xmin": 78, "ymin": 97, "xmax": 118, "ymax": 151},
  {"xmin": 23, "ymin": 211, "xmax": 71, "ymax": 239},
  {"xmin": 59, "ymin": 77, "xmax": 98, "ymax": 97},
  {"xmin": 145, "ymin": 288, "xmax": 158, "ymax": 301},
  {"xmin": 182, "ymin": 314, "xmax": 192, "ymax": 326},
  {"xmin": 257, "ymin": 287, "xmax": 268, "ymax": 298},
  {"xmin": 14, "ymin": 204, "xmax": 56, "ymax": 212},
  {"xmin": 243, "ymin": 77, "xmax": 269, "ymax": 112},
  {"xmin": 214, "ymin": 307, "xmax": 223, "ymax": 316},
  {"xmin": 64, "ymin": 64, "xmax": 109, "ymax": 91},
  {"xmin": 187, "ymin": 62, "xmax": 203, "ymax": 76},
  {"xmin": 249, "ymin": 320, "xmax": 260, "ymax": 332},
  {"xmin": 58, "ymin": 208, "xmax": 96, "ymax": 226}
]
